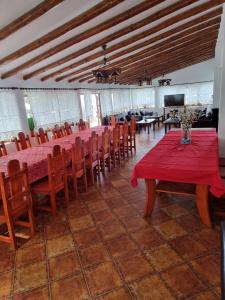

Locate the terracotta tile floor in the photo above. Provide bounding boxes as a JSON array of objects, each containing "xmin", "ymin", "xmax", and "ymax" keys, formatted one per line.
[{"xmin": 0, "ymin": 126, "xmax": 222, "ymax": 300}]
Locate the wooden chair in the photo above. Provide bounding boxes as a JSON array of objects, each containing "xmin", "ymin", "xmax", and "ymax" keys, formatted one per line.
[
  {"xmin": 67, "ymin": 137, "xmax": 87, "ymax": 199},
  {"xmin": 77, "ymin": 119, "xmax": 86, "ymax": 131},
  {"xmin": 0, "ymin": 160, "xmax": 35, "ymax": 250},
  {"xmin": 110, "ymin": 116, "xmax": 116, "ymax": 127},
  {"xmin": 99, "ymin": 127, "xmax": 111, "ymax": 175},
  {"xmin": 111, "ymin": 126, "xmax": 121, "ymax": 168},
  {"xmin": 52, "ymin": 126, "xmax": 64, "ymax": 139},
  {"xmin": 120, "ymin": 121, "xmax": 129, "ymax": 159},
  {"xmin": 128, "ymin": 117, "xmax": 136, "ymax": 154},
  {"xmin": 85, "ymin": 132, "xmax": 100, "ymax": 184},
  {"xmin": 64, "ymin": 122, "xmax": 73, "ymax": 135},
  {"xmin": 0, "ymin": 141, "xmax": 7, "ymax": 156},
  {"xmin": 35, "ymin": 128, "xmax": 49, "ymax": 144},
  {"xmin": 31, "ymin": 145, "xmax": 69, "ymax": 214},
  {"xmin": 14, "ymin": 132, "xmax": 31, "ymax": 151}
]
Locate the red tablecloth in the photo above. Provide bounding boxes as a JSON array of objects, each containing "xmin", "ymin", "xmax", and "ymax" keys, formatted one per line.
[
  {"xmin": 0, "ymin": 126, "xmax": 112, "ymax": 183},
  {"xmin": 131, "ymin": 130, "xmax": 225, "ymax": 198}
]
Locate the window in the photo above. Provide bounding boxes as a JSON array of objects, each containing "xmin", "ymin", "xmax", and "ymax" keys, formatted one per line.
[
  {"xmin": 25, "ymin": 90, "xmax": 82, "ymax": 129},
  {"xmin": 100, "ymin": 90, "xmax": 113, "ymax": 116},
  {"xmin": 0, "ymin": 90, "xmax": 22, "ymax": 140}
]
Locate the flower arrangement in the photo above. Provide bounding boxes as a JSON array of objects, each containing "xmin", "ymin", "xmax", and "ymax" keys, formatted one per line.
[
  {"xmin": 177, "ymin": 110, "xmax": 197, "ymax": 131},
  {"xmin": 172, "ymin": 110, "xmax": 197, "ymax": 144}
]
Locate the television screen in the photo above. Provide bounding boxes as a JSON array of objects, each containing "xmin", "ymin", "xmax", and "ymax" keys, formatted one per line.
[{"xmin": 164, "ymin": 94, "xmax": 185, "ymax": 107}]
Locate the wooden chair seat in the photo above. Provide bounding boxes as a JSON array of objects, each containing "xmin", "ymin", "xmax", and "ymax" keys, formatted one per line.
[
  {"xmin": 32, "ymin": 178, "xmax": 65, "ymax": 194},
  {"xmin": 156, "ymin": 181, "xmax": 196, "ymax": 196},
  {"xmin": 67, "ymin": 166, "xmax": 84, "ymax": 179},
  {"xmin": 31, "ymin": 178, "xmax": 52, "ymax": 193}
]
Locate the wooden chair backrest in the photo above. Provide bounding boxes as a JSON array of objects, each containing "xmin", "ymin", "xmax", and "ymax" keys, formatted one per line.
[
  {"xmin": 112, "ymin": 127, "xmax": 120, "ymax": 148},
  {"xmin": 102, "ymin": 127, "xmax": 110, "ymax": 154},
  {"xmin": 14, "ymin": 132, "xmax": 31, "ymax": 151},
  {"xmin": 36, "ymin": 128, "xmax": 49, "ymax": 144},
  {"xmin": 88, "ymin": 132, "xmax": 99, "ymax": 163},
  {"xmin": 78, "ymin": 119, "xmax": 86, "ymax": 131},
  {"xmin": 130, "ymin": 117, "xmax": 136, "ymax": 136},
  {"xmin": 64, "ymin": 122, "xmax": 72, "ymax": 135},
  {"xmin": 52, "ymin": 127, "xmax": 64, "ymax": 139},
  {"xmin": 0, "ymin": 160, "xmax": 31, "ymax": 214},
  {"xmin": 110, "ymin": 116, "xmax": 116, "ymax": 127},
  {"xmin": 72, "ymin": 137, "xmax": 84, "ymax": 173},
  {"xmin": 47, "ymin": 145, "xmax": 66, "ymax": 188},
  {"xmin": 123, "ymin": 121, "xmax": 129, "ymax": 134},
  {"xmin": 0, "ymin": 141, "xmax": 7, "ymax": 157}
]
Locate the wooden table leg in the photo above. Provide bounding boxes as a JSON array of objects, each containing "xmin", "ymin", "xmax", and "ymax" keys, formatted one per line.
[
  {"xmin": 144, "ymin": 179, "xmax": 156, "ymax": 217},
  {"xmin": 196, "ymin": 184, "xmax": 212, "ymax": 227}
]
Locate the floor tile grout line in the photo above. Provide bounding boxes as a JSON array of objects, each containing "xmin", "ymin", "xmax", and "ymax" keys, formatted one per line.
[
  {"xmin": 66, "ymin": 206, "xmax": 93, "ymax": 300},
  {"xmin": 43, "ymin": 218, "xmax": 52, "ymax": 300},
  {"xmin": 83, "ymin": 196, "xmax": 136, "ymax": 300}
]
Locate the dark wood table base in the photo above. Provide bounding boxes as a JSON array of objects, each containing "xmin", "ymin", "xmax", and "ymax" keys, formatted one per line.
[{"xmin": 144, "ymin": 179, "xmax": 212, "ymax": 227}]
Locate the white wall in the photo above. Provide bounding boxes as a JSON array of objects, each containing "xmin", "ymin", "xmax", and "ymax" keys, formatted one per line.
[
  {"xmin": 152, "ymin": 60, "xmax": 214, "ymax": 86},
  {"xmin": 215, "ymin": 4, "xmax": 225, "ymax": 157}
]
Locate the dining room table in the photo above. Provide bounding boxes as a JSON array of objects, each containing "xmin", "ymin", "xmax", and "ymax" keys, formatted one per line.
[
  {"xmin": 131, "ymin": 129, "xmax": 225, "ymax": 227},
  {"xmin": 0, "ymin": 126, "xmax": 113, "ymax": 184}
]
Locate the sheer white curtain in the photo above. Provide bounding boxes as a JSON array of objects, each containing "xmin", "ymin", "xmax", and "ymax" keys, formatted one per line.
[
  {"xmin": 156, "ymin": 82, "xmax": 213, "ymax": 107},
  {"xmin": 0, "ymin": 89, "xmax": 22, "ymax": 140},
  {"xmin": 112, "ymin": 89, "xmax": 132, "ymax": 113},
  {"xmin": 57, "ymin": 90, "xmax": 81, "ymax": 122},
  {"xmin": 99, "ymin": 90, "xmax": 113, "ymax": 116},
  {"xmin": 25, "ymin": 90, "xmax": 82, "ymax": 128},
  {"xmin": 131, "ymin": 88, "xmax": 155, "ymax": 108}
]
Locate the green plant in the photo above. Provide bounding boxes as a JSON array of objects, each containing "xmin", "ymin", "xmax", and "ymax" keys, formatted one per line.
[{"xmin": 27, "ymin": 117, "xmax": 35, "ymax": 132}]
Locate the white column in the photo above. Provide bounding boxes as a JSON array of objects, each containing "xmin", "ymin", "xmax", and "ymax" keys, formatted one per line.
[
  {"xmin": 215, "ymin": 5, "xmax": 225, "ymax": 156},
  {"xmin": 15, "ymin": 89, "xmax": 29, "ymax": 134}
]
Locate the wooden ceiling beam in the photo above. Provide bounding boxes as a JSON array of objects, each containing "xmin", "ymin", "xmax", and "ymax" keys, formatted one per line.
[
  {"xmin": 0, "ymin": 0, "xmax": 125, "ymax": 64},
  {"xmin": 120, "ymin": 52, "xmax": 215, "ymax": 84},
  {"xmin": 0, "ymin": 0, "xmax": 167, "ymax": 78},
  {"xmin": 119, "ymin": 38, "xmax": 217, "ymax": 77},
  {"xmin": 0, "ymin": 0, "xmax": 65, "ymax": 40},
  {"xmin": 119, "ymin": 46, "xmax": 216, "ymax": 82},
  {"xmin": 123, "ymin": 52, "xmax": 215, "ymax": 83},
  {"xmin": 88, "ymin": 49, "xmax": 215, "ymax": 84},
  {"xmin": 52, "ymin": 14, "xmax": 221, "ymax": 82},
  {"xmin": 102, "ymin": 42, "xmax": 216, "ymax": 82},
  {"xmin": 122, "ymin": 53, "xmax": 214, "ymax": 84},
  {"xmin": 42, "ymin": 5, "xmax": 223, "ymax": 82},
  {"xmin": 17, "ymin": 0, "xmax": 206, "ymax": 80},
  {"xmin": 78, "ymin": 75, "xmax": 94, "ymax": 83},
  {"xmin": 67, "ymin": 24, "xmax": 219, "ymax": 82},
  {"xmin": 82, "ymin": 35, "xmax": 217, "ymax": 83}
]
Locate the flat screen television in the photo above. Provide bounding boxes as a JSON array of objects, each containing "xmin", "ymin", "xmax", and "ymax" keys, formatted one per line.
[{"xmin": 164, "ymin": 94, "xmax": 185, "ymax": 107}]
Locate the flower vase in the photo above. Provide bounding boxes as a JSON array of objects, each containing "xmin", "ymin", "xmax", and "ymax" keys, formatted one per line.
[{"xmin": 181, "ymin": 124, "xmax": 191, "ymax": 144}]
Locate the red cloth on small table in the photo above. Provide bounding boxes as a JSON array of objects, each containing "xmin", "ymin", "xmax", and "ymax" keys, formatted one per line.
[{"xmin": 131, "ymin": 130, "xmax": 225, "ymax": 198}]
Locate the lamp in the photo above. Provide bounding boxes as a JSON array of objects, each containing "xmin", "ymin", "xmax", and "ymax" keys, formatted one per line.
[
  {"xmin": 158, "ymin": 74, "xmax": 172, "ymax": 86},
  {"xmin": 92, "ymin": 45, "xmax": 121, "ymax": 83}
]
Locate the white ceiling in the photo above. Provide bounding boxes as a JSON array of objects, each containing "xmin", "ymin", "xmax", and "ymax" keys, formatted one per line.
[{"xmin": 0, "ymin": 0, "xmax": 221, "ymax": 88}]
